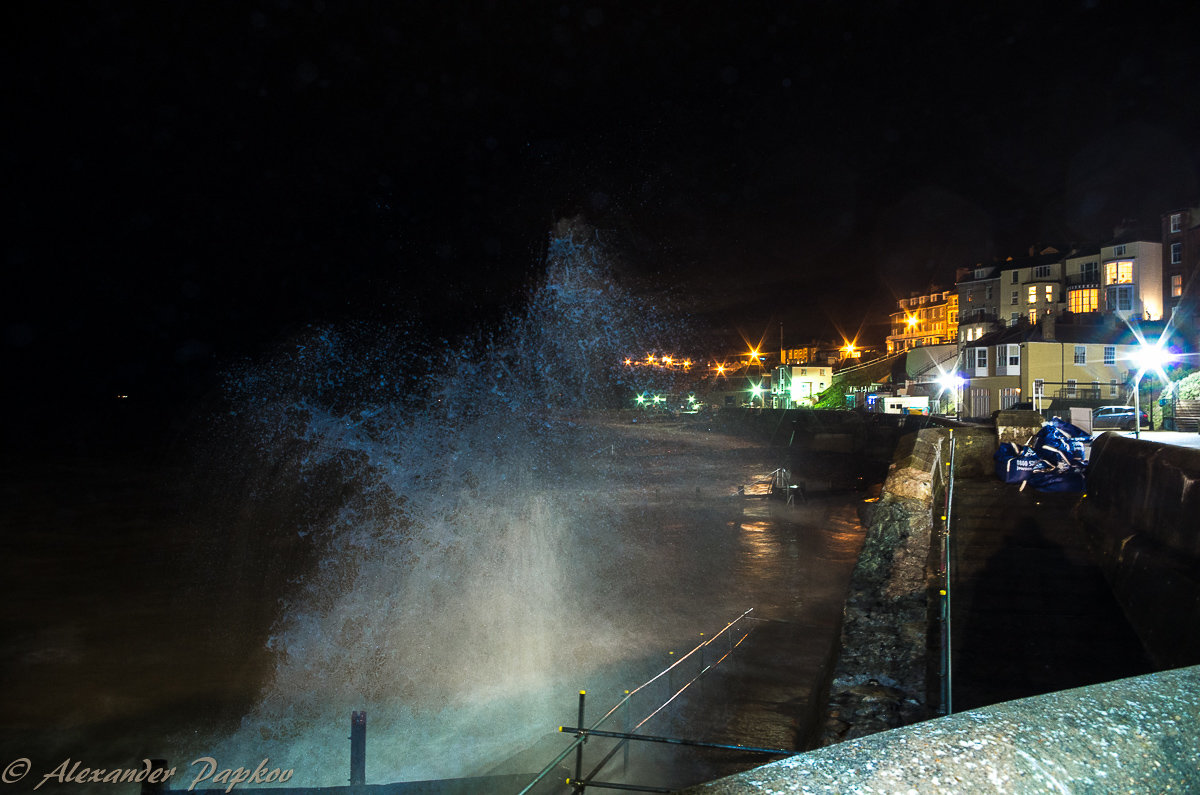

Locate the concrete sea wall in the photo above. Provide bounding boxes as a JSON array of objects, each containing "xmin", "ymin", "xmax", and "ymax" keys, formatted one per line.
[{"xmin": 685, "ymin": 665, "xmax": 1200, "ymax": 794}]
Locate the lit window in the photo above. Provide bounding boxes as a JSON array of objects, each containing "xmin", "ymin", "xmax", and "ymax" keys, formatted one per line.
[
  {"xmin": 1173, "ymin": 274, "xmax": 1183, "ymax": 297},
  {"xmin": 1027, "ymin": 286, "xmax": 1037, "ymax": 303},
  {"xmin": 1029, "ymin": 308, "xmax": 1037, "ymax": 324},
  {"xmin": 1045, "ymin": 285, "xmax": 1053, "ymax": 302},
  {"xmin": 1068, "ymin": 288, "xmax": 1098, "ymax": 313},
  {"xmin": 1105, "ymin": 260, "xmax": 1133, "ymax": 284},
  {"xmin": 1074, "ymin": 345, "xmax": 1086, "ymax": 365}
]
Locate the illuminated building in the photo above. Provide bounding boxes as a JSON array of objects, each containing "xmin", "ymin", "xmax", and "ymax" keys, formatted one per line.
[
  {"xmin": 886, "ymin": 289, "xmax": 956, "ymax": 353},
  {"xmin": 1162, "ymin": 207, "xmax": 1200, "ymax": 329}
]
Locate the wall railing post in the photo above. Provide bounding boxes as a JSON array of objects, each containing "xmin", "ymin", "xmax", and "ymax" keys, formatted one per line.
[
  {"xmin": 573, "ymin": 691, "xmax": 586, "ymax": 793},
  {"xmin": 350, "ymin": 710, "xmax": 366, "ymax": 786},
  {"xmin": 622, "ymin": 690, "xmax": 631, "ymax": 776},
  {"xmin": 140, "ymin": 760, "xmax": 168, "ymax": 795}
]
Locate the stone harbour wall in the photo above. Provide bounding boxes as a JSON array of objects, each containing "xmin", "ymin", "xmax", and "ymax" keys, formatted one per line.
[{"xmin": 818, "ymin": 426, "xmax": 994, "ymax": 746}]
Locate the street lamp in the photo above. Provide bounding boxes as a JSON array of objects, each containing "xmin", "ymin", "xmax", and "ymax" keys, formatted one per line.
[
  {"xmin": 749, "ymin": 381, "xmax": 764, "ymax": 407},
  {"xmin": 1129, "ymin": 339, "xmax": 1174, "ymax": 440},
  {"xmin": 938, "ymin": 373, "xmax": 965, "ymax": 420}
]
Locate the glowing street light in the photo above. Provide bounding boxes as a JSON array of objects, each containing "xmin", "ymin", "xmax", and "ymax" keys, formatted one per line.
[
  {"xmin": 1129, "ymin": 339, "xmax": 1174, "ymax": 440},
  {"xmin": 937, "ymin": 372, "xmax": 965, "ymax": 420}
]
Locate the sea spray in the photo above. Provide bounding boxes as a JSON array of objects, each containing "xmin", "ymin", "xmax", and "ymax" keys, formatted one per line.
[{"xmin": 199, "ymin": 224, "xmax": 691, "ymax": 783}]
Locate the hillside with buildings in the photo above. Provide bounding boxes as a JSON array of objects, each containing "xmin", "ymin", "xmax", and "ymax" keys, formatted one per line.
[{"xmin": 762, "ymin": 207, "xmax": 1200, "ymax": 424}]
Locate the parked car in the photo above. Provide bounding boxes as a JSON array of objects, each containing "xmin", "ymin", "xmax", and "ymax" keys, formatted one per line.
[{"xmin": 1091, "ymin": 405, "xmax": 1148, "ymax": 430}]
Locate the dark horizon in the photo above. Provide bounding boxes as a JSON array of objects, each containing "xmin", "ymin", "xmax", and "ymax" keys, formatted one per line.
[{"xmin": 5, "ymin": 3, "xmax": 1200, "ymax": 428}]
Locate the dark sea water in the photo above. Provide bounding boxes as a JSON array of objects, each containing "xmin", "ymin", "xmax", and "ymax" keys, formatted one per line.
[
  {"xmin": 0, "ymin": 416, "xmax": 867, "ymax": 793},
  {"xmin": 1, "ymin": 233, "xmax": 868, "ymax": 793}
]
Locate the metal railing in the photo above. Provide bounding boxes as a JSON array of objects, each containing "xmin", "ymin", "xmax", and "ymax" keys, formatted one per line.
[
  {"xmin": 520, "ymin": 609, "xmax": 791, "ymax": 794},
  {"xmin": 139, "ymin": 611, "xmax": 773, "ymax": 795}
]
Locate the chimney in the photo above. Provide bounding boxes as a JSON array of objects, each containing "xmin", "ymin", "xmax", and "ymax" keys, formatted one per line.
[{"xmin": 1041, "ymin": 313, "xmax": 1056, "ymax": 341}]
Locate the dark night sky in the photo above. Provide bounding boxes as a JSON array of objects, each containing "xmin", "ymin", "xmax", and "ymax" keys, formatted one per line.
[{"xmin": 5, "ymin": 1, "xmax": 1200, "ymax": 427}]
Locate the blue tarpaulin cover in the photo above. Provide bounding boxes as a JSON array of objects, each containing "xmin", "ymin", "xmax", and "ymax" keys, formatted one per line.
[{"xmin": 994, "ymin": 417, "xmax": 1091, "ymax": 493}]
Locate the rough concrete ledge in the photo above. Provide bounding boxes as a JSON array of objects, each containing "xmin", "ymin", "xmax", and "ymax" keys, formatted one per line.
[{"xmin": 683, "ymin": 665, "xmax": 1200, "ymax": 794}]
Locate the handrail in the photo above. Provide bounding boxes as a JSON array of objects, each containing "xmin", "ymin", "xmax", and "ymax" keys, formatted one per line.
[{"xmin": 518, "ymin": 610, "xmax": 758, "ymax": 794}]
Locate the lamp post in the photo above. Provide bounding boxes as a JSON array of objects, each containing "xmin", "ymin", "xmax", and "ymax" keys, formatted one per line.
[
  {"xmin": 1130, "ymin": 340, "xmax": 1174, "ymax": 440},
  {"xmin": 938, "ymin": 373, "xmax": 964, "ymax": 421},
  {"xmin": 1133, "ymin": 372, "xmax": 1143, "ymax": 439}
]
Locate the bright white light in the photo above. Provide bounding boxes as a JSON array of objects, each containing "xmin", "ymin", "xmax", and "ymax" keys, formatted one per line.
[
  {"xmin": 1130, "ymin": 341, "xmax": 1173, "ymax": 378},
  {"xmin": 937, "ymin": 373, "xmax": 964, "ymax": 393}
]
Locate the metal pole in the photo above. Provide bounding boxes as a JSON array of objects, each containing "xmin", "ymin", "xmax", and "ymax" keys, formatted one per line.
[
  {"xmin": 140, "ymin": 760, "xmax": 168, "ymax": 795},
  {"xmin": 622, "ymin": 690, "xmax": 631, "ymax": 776},
  {"xmin": 1134, "ymin": 372, "xmax": 1142, "ymax": 439},
  {"xmin": 943, "ymin": 434, "xmax": 956, "ymax": 715},
  {"xmin": 574, "ymin": 780, "xmax": 671, "ymax": 793},
  {"xmin": 350, "ymin": 711, "xmax": 366, "ymax": 786},
  {"xmin": 559, "ymin": 726, "xmax": 793, "ymax": 756},
  {"xmin": 574, "ymin": 691, "xmax": 586, "ymax": 793}
]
